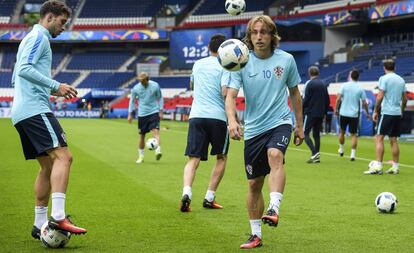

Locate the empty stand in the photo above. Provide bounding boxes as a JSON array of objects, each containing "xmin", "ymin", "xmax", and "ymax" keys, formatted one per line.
[
  {"xmin": 0, "ymin": 71, "xmax": 12, "ymax": 87},
  {"xmin": 77, "ymin": 72, "xmax": 134, "ymax": 88},
  {"xmin": 67, "ymin": 51, "xmax": 132, "ymax": 70}
]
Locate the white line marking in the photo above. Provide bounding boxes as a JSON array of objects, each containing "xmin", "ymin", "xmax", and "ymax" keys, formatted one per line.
[
  {"xmin": 290, "ymin": 148, "xmax": 414, "ymax": 169},
  {"xmin": 165, "ymin": 128, "xmax": 414, "ymax": 169}
]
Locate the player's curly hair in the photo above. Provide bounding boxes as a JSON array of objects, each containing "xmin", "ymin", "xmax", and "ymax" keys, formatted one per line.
[
  {"xmin": 40, "ymin": 0, "xmax": 71, "ymax": 18},
  {"xmin": 243, "ymin": 15, "xmax": 281, "ymax": 52}
]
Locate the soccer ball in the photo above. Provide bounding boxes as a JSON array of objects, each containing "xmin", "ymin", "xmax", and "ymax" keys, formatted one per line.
[
  {"xmin": 225, "ymin": 0, "xmax": 246, "ymax": 16},
  {"xmin": 40, "ymin": 222, "xmax": 71, "ymax": 248},
  {"xmin": 217, "ymin": 39, "xmax": 250, "ymax": 71},
  {"xmin": 146, "ymin": 138, "xmax": 158, "ymax": 150},
  {"xmin": 375, "ymin": 192, "xmax": 398, "ymax": 213}
]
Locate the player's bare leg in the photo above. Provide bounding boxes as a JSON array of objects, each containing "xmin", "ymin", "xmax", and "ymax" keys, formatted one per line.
[
  {"xmin": 136, "ymin": 134, "xmax": 145, "ymax": 163},
  {"xmin": 181, "ymin": 157, "xmax": 201, "ymax": 212},
  {"xmin": 32, "ymin": 156, "xmax": 53, "ymax": 240},
  {"xmin": 375, "ymin": 135, "xmax": 385, "ymax": 163},
  {"xmin": 240, "ymin": 177, "xmax": 264, "ymax": 249},
  {"xmin": 350, "ymin": 134, "xmax": 357, "ymax": 161},
  {"xmin": 365, "ymin": 135, "xmax": 384, "ymax": 174},
  {"xmin": 386, "ymin": 137, "xmax": 400, "ymax": 174},
  {"xmin": 262, "ymin": 148, "xmax": 284, "ymax": 226},
  {"xmin": 47, "ymin": 147, "xmax": 87, "ymax": 235},
  {"xmin": 151, "ymin": 128, "xmax": 162, "ymax": 160},
  {"xmin": 203, "ymin": 154, "xmax": 226, "ymax": 209},
  {"xmin": 338, "ymin": 129, "xmax": 345, "ymax": 156}
]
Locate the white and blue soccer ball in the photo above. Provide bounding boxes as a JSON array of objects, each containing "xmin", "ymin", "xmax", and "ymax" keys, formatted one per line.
[
  {"xmin": 146, "ymin": 138, "xmax": 159, "ymax": 150},
  {"xmin": 217, "ymin": 39, "xmax": 249, "ymax": 71},
  {"xmin": 375, "ymin": 192, "xmax": 398, "ymax": 213},
  {"xmin": 40, "ymin": 222, "xmax": 71, "ymax": 248},
  {"xmin": 225, "ymin": 0, "xmax": 246, "ymax": 16}
]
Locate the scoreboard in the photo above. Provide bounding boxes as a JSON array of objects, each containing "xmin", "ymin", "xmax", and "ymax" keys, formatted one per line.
[{"xmin": 169, "ymin": 27, "xmax": 232, "ymax": 69}]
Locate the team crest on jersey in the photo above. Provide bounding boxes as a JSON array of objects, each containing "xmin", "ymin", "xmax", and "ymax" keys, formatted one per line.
[
  {"xmin": 274, "ymin": 66, "xmax": 284, "ymax": 79},
  {"xmin": 245, "ymin": 164, "xmax": 253, "ymax": 175}
]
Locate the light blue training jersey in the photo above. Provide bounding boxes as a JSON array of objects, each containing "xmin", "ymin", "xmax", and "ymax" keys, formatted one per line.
[
  {"xmin": 228, "ymin": 49, "xmax": 301, "ymax": 140},
  {"xmin": 128, "ymin": 80, "xmax": 164, "ymax": 117},
  {"xmin": 378, "ymin": 72, "xmax": 406, "ymax": 116},
  {"xmin": 339, "ymin": 81, "xmax": 367, "ymax": 118},
  {"xmin": 189, "ymin": 56, "xmax": 228, "ymax": 122},
  {"xmin": 11, "ymin": 24, "xmax": 61, "ymax": 125}
]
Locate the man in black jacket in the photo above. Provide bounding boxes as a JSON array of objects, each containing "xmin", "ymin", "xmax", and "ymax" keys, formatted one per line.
[{"xmin": 302, "ymin": 66, "xmax": 330, "ymax": 163}]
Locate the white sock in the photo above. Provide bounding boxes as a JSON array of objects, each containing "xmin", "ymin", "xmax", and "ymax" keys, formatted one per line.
[
  {"xmin": 51, "ymin": 192, "xmax": 66, "ymax": 221},
  {"xmin": 249, "ymin": 219, "xmax": 262, "ymax": 238},
  {"xmin": 156, "ymin": 146, "xmax": 161, "ymax": 153},
  {"xmin": 339, "ymin": 144, "xmax": 344, "ymax": 153},
  {"xmin": 376, "ymin": 160, "xmax": 383, "ymax": 167},
  {"xmin": 269, "ymin": 192, "xmax": 283, "ymax": 214},
  {"xmin": 351, "ymin": 149, "xmax": 356, "ymax": 158},
  {"xmin": 205, "ymin": 190, "xmax": 215, "ymax": 202},
  {"xmin": 34, "ymin": 206, "xmax": 48, "ymax": 229},
  {"xmin": 138, "ymin": 149, "xmax": 144, "ymax": 157},
  {"xmin": 183, "ymin": 186, "xmax": 192, "ymax": 199},
  {"xmin": 393, "ymin": 162, "xmax": 399, "ymax": 169}
]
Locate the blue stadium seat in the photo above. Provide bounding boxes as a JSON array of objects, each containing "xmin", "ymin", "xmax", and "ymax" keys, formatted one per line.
[
  {"xmin": 0, "ymin": 0, "xmax": 16, "ymax": 16},
  {"xmin": 67, "ymin": 51, "xmax": 132, "ymax": 70},
  {"xmin": 78, "ymin": 72, "xmax": 135, "ymax": 88},
  {"xmin": 54, "ymin": 72, "xmax": 80, "ymax": 85},
  {"xmin": 0, "ymin": 71, "xmax": 12, "ymax": 87}
]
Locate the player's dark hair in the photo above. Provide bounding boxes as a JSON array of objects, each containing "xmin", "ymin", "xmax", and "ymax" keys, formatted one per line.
[
  {"xmin": 209, "ymin": 34, "xmax": 226, "ymax": 53},
  {"xmin": 383, "ymin": 59, "xmax": 395, "ymax": 71},
  {"xmin": 40, "ymin": 0, "xmax": 71, "ymax": 19},
  {"xmin": 350, "ymin": 69, "xmax": 359, "ymax": 81},
  {"xmin": 244, "ymin": 15, "xmax": 280, "ymax": 51},
  {"xmin": 308, "ymin": 66, "xmax": 319, "ymax": 76}
]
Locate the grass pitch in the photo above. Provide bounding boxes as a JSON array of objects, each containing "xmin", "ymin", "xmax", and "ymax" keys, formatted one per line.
[{"xmin": 0, "ymin": 118, "xmax": 413, "ymax": 252}]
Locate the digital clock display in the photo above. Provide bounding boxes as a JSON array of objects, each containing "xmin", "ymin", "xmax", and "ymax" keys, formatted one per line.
[{"xmin": 169, "ymin": 28, "xmax": 232, "ymax": 69}]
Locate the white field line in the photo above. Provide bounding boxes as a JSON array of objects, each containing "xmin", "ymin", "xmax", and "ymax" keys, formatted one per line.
[{"xmin": 166, "ymin": 128, "xmax": 414, "ymax": 169}]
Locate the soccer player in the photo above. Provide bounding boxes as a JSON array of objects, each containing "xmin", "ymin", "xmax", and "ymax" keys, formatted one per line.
[
  {"xmin": 127, "ymin": 72, "xmax": 164, "ymax": 163},
  {"xmin": 10, "ymin": 0, "xmax": 87, "ymax": 239},
  {"xmin": 302, "ymin": 66, "xmax": 330, "ymax": 163},
  {"xmin": 180, "ymin": 34, "xmax": 229, "ymax": 212},
  {"xmin": 365, "ymin": 59, "xmax": 407, "ymax": 175},
  {"xmin": 335, "ymin": 69, "xmax": 370, "ymax": 161},
  {"xmin": 225, "ymin": 15, "xmax": 304, "ymax": 249}
]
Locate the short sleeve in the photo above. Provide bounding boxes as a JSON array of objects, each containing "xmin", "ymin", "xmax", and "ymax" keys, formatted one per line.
[
  {"xmin": 221, "ymin": 70, "xmax": 230, "ymax": 87},
  {"xmin": 227, "ymin": 70, "xmax": 242, "ymax": 90},
  {"xmin": 378, "ymin": 76, "xmax": 386, "ymax": 91},
  {"xmin": 338, "ymin": 84, "xmax": 344, "ymax": 95},
  {"xmin": 286, "ymin": 55, "xmax": 301, "ymax": 88},
  {"xmin": 361, "ymin": 89, "xmax": 367, "ymax": 100}
]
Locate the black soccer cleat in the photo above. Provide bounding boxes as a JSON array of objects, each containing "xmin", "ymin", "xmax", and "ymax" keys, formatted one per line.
[
  {"xmin": 31, "ymin": 225, "xmax": 41, "ymax": 240},
  {"xmin": 202, "ymin": 198, "xmax": 223, "ymax": 209},
  {"xmin": 155, "ymin": 152, "xmax": 162, "ymax": 161},
  {"xmin": 180, "ymin": 194, "xmax": 191, "ymax": 212}
]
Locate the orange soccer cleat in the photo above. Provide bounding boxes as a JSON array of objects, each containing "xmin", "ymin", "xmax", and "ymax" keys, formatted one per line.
[
  {"xmin": 240, "ymin": 234, "xmax": 262, "ymax": 249},
  {"xmin": 48, "ymin": 216, "xmax": 87, "ymax": 235},
  {"xmin": 261, "ymin": 209, "xmax": 279, "ymax": 227}
]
